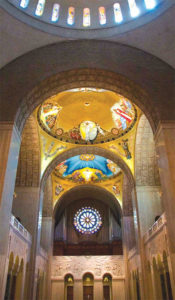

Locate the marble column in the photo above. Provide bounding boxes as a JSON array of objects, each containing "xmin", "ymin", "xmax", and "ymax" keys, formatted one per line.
[
  {"xmin": 12, "ymin": 186, "xmax": 43, "ymax": 300},
  {"xmin": 41, "ymin": 217, "xmax": 53, "ymax": 252},
  {"xmin": 122, "ymin": 215, "xmax": 136, "ymax": 300},
  {"xmin": 0, "ymin": 122, "xmax": 21, "ymax": 300},
  {"xmin": 74, "ymin": 280, "xmax": 83, "ymax": 300},
  {"xmin": 122, "ymin": 216, "xmax": 136, "ymax": 252},
  {"xmin": 135, "ymin": 186, "xmax": 162, "ymax": 236},
  {"xmin": 40, "ymin": 216, "xmax": 54, "ymax": 300},
  {"xmin": 131, "ymin": 187, "xmax": 146, "ymax": 300},
  {"xmin": 154, "ymin": 121, "xmax": 175, "ymax": 296}
]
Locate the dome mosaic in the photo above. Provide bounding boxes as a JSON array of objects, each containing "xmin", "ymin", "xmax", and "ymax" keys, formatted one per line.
[
  {"xmin": 37, "ymin": 88, "xmax": 137, "ymax": 145},
  {"xmin": 54, "ymin": 154, "xmax": 121, "ymax": 183}
]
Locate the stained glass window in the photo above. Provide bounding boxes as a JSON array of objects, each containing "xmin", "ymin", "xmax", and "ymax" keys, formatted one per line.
[
  {"xmin": 83, "ymin": 8, "xmax": 90, "ymax": 27},
  {"xmin": 144, "ymin": 0, "xmax": 156, "ymax": 9},
  {"xmin": 51, "ymin": 4, "xmax": 60, "ymax": 22},
  {"xmin": 74, "ymin": 207, "xmax": 102, "ymax": 234},
  {"xmin": 128, "ymin": 0, "xmax": 140, "ymax": 17},
  {"xmin": 35, "ymin": 0, "xmax": 45, "ymax": 16},
  {"xmin": 99, "ymin": 7, "xmax": 106, "ymax": 25},
  {"xmin": 20, "ymin": 0, "xmax": 29, "ymax": 8},
  {"xmin": 67, "ymin": 7, "xmax": 75, "ymax": 25},
  {"xmin": 113, "ymin": 3, "xmax": 123, "ymax": 23}
]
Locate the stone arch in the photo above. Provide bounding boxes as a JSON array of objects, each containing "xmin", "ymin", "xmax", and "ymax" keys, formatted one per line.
[
  {"xmin": 83, "ymin": 272, "xmax": 94, "ymax": 282},
  {"xmin": 53, "ymin": 185, "xmax": 122, "ymax": 224},
  {"xmin": 15, "ymin": 69, "xmax": 157, "ymax": 134},
  {"xmin": 64, "ymin": 274, "xmax": 74, "ymax": 280},
  {"xmin": 15, "ymin": 115, "xmax": 40, "ymax": 187},
  {"xmin": 103, "ymin": 273, "xmax": 113, "ymax": 280},
  {"xmin": 1, "ymin": 41, "xmax": 174, "ymax": 133},
  {"xmin": 41, "ymin": 145, "xmax": 135, "ymax": 218},
  {"xmin": 41, "ymin": 146, "xmax": 134, "ymax": 188}
]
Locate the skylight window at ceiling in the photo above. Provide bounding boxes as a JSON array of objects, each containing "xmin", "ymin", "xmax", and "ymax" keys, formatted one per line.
[
  {"xmin": 6, "ymin": 0, "xmax": 168, "ymax": 36},
  {"xmin": 35, "ymin": 0, "xmax": 45, "ymax": 16},
  {"xmin": 128, "ymin": 0, "xmax": 140, "ymax": 17},
  {"xmin": 67, "ymin": 7, "xmax": 75, "ymax": 25},
  {"xmin": 144, "ymin": 0, "xmax": 156, "ymax": 9},
  {"xmin": 83, "ymin": 8, "xmax": 91, "ymax": 27},
  {"xmin": 20, "ymin": 0, "xmax": 29, "ymax": 8},
  {"xmin": 51, "ymin": 4, "xmax": 60, "ymax": 22},
  {"xmin": 114, "ymin": 3, "xmax": 123, "ymax": 23}
]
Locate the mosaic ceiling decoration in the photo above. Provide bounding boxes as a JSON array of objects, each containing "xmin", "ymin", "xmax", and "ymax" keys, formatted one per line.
[
  {"xmin": 37, "ymin": 89, "xmax": 137, "ymax": 145},
  {"xmin": 74, "ymin": 207, "xmax": 102, "ymax": 235},
  {"xmin": 54, "ymin": 154, "xmax": 121, "ymax": 183}
]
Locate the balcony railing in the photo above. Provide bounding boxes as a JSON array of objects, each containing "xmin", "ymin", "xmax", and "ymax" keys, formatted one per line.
[
  {"xmin": 143, "ymin": 213, "xmax": 166, "ymax": 244},
  {"xmin": 10, "ymin": 215, "xmax": 32, "ymax": 244}
]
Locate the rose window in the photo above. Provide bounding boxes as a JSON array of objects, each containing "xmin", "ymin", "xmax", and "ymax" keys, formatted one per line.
[{"xmin": 74, "ymin": 207, "xmax": 102, "ymax": 234}]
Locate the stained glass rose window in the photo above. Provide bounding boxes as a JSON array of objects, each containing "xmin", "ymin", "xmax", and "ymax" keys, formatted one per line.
[{"xmin": 74, "ymin": 207, "xmax": 102, "ymax": 234}]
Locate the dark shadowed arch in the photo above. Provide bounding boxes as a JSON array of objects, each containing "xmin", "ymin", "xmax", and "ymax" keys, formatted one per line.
[
  {"xmin": 53, "ymin": 185, "xmax": 122, "ymax": 224},
  {"xmin": 1, "ymin": 41, "xmax": 174, "ymax": 134}
]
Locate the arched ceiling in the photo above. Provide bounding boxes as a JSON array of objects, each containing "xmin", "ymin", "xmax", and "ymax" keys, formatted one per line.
[
  {"xmin": 54, "ymin": 185, "xmax": 122, "ymax": 224},
  {"xmin": 0, "ymin": 0, "xmax": 173, "ymax": 37},
  {"xmin": 0, "ymin": 5, "xmax": 175, "ymax": 68},
  {"xmin": 41, "ymin": 145, "xmax": 134, "ymax": 187}
]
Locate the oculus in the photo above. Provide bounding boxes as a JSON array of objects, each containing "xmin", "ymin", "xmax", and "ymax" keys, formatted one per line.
[
  {"xmin": 54, "ymin": 154, "xmax": 121, "ymax": 183},
  {"xmin": 37, "ymin": 91, "xmax": 137, "ymax": 144},
  {"xmin": 74, "ymin": 207, "xmax": 102, "ymax": 234}
]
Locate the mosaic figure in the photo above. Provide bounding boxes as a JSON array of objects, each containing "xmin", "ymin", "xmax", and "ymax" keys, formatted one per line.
[
  {"xmin": 119, "ymin": 139, "xmax": 132, "ymax": 159},
  {"xmin": 111, "ymin": 98, "xmax": 134, "ymax": 130},
  {"xmin": 55, "ymin": 184, "xmax": 63, "ymax": 196}
]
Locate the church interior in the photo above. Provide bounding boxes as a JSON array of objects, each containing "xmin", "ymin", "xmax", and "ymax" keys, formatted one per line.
[{"xmin": 0, "ymin": 0, "xmax": 175, "ymax": 299}]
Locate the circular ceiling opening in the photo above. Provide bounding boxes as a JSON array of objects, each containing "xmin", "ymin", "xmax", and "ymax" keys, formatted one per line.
[{"xmin": 1, "ymin": 0, "xmax": 173, "ymax": 37}]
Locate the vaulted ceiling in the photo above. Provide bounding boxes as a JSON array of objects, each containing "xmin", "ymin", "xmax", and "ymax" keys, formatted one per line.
[{"xmin": 0, "ymin": 4, "xmax": 175, "ymax": 68}]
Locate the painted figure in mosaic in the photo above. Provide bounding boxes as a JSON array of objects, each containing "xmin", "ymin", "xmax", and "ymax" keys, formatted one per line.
[
  {"xmin": 119, "ymin": 139, "xmax": 132, "ymax": 159},
  {"xmin": 111, "ymin": 99, "xmax": 133, "ymax": 130},
  {"xmin": 55, "ymin": 184, "xmax": 63, "ymax": 196}
]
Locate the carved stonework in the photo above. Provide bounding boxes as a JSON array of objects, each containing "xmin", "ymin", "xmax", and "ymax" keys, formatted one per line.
[{"xmin": 51, "ymin": 255, "xmax": 124, "ymax": 280}]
